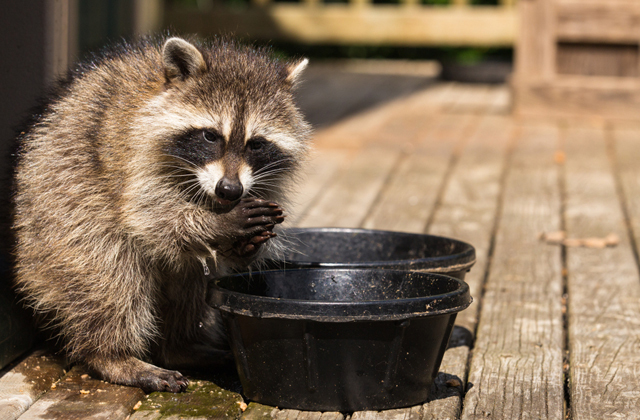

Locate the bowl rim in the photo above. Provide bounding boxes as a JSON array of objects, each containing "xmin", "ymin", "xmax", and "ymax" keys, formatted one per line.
[
  {"xmin": 271, "ymin": 227, "xmax": 476, "ymax": 272},
  {"xmin": 208, "ymin": 268, "xmax": 473, "ymax": 322}
]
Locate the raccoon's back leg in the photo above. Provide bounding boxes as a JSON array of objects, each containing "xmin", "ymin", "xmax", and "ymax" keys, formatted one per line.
[{"xmin": 15, "ymin": 237, "xmax": 189, "ymax": 392}]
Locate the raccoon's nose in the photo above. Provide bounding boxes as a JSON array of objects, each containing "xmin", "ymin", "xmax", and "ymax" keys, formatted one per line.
[{"xmin": 215, "ymin": 177, "xmax": 244, "ymax": 202}]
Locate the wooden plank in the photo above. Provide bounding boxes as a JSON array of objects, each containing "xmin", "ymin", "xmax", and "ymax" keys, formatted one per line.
[
  {"xmin": 351, "ymin": 407, "xmax": 422, "ymax": 420},
  {"xmin": 0, "ymin": 350, "xmax": 66, "ymax": 420},
  {"xmin": 275, "ymin": 411, "xmax": 344, "ymax": 420},
  {"xmin": 513, "ymin": 81, "xmax": 640, "ymax": 121},
  {"xmin": 362, "ymin": 113, "xmax": 477, "ymax": 233},
  {"xmin": 295, "ymin": 66, "xmax": 432, "ymax": 130},
  {"xmin": 18, "ymin": 365, "xmax": 145, "ymax": 420},
  {"xmin": 486, "ymin": 85, "xmax": 511, "ymax": 115},
  {"xmin": 556, "ymin": 0, "xmax": 640, "ymax": 44},
  {"xmin": 460, "ymin": 122, "xmax": 565, "ymax": 420},
  {"xmin": 613, "ymin": 123, "xmax": 640, "ymax": 255},
  {"xmin": 513, "ymin": 0, "xmax": 554, "ymax": 81},
  {"xmin": 130, "ymin": 379, "xmax": 244, "ymax": 420},
  {"xmin": 286, "ymin": 149, "xmax": 351, "ymax": 227},
  {"xmin": 422, "ymin": 115, "xmax": 513, "ymax": 419},
  {"xmin": 564, "ymin": 124, "xmax": 640, "ymax": 419},
  {"xmin": 308, "ymin": 80, "xmax": 454, "ymax": 152},
  {"xmin": 295, "ymin": 147, "xmax": 401, "ymax": 228},
  {"xmin": 165, "ymin": 6, "xmax": 517, "ymax": 47},
  {"xmin": 445, "ymin": 85, "xmax": 492, "ymax": 114}
]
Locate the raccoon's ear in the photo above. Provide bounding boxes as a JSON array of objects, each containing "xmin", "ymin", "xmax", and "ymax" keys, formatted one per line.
[
  {"xmin": 285, "ymin": 58, "xmax": 309, "ymax": 86},
  {"xmin": 162, "ymin": 37, "xmax": 207, "ymax": 82}
]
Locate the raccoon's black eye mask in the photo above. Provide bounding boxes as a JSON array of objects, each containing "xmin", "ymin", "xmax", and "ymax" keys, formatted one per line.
[
  {"xmin": 165, "ymin": 127, "xmax": 293, "ymax": 174},
  {"xmin": 164, "ymin": 128, "xmax": 224, "ymax": 167}
]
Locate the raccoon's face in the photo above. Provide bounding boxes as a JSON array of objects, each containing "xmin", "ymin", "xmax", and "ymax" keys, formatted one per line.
[
  {"xmin": 154, "ymin": 38, "xmax": 310, "ymax": 208},
  {"xmin": 167, "ymin": 125, "xmax": 295, "ymax": 206}
]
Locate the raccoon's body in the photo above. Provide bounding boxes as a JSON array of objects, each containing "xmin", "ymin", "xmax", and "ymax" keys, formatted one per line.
[{"xmin": 12, "ymin": 37, "xmax": 310, "ymax": 392}]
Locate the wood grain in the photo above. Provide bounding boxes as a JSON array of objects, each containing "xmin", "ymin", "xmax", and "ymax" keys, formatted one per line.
[
  {"xmin": 286, "ymin": 149, "xmax": 351, "ymax": 227},
  {"xmin": 564, "ymin": 124, "xmax": 640, "ymax": 420},
  {"xmin": 296, "ymin": 147, "xmax": 401, "ymax": 228},
  {"xmin": 420, "ymin": 115, "xmax": 513, "ymax": 419},
  {"xmin": 0, "ymin": 350, "xmax": 66, "ymax": 420},
  {"xmin": 362, "ymin": 113, "xmax": 477, "ymax": 233},
  {"xmin": 18, "ymin": 365, "xmax": 145, "ymax": 420},
  {"xmin": 460, "ymin": 122, "xmax": 565, "ymax": 420}
]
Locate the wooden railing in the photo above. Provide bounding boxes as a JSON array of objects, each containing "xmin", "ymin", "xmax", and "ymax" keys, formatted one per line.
[{"xmin": 164, "ymin": 0, "xmax": 518, "ymax": 47}]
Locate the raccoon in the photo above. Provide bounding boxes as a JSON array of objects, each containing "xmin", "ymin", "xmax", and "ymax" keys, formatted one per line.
[{"xmin": 12, "ymin": 36, "xmax": 310, "ymax": 392}]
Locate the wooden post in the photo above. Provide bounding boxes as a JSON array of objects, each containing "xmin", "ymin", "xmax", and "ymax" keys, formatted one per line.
[
  {"xmin": 133, "ymin": 0, "xmax": 163, "ymax": 35},
  {"xmin": 44, "ymin": 0, "xmax": 77, "ymax": 83},
  {"xmin": 451, "ymin": 0, "xmax": 470, "ymax": 6}
]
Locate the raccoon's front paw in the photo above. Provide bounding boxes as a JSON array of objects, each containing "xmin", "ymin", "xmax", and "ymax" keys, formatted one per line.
[{"xmin": 224, "ymin": 198, "xmax": 285, "ymax": 257}]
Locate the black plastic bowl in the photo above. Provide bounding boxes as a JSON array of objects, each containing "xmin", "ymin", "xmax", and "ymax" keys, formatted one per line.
[
  {"xmin": 208, "ymin": 268, "xmax": 472, "ymax": 412},
  {"xmin": 270, "ymin": 228, "xmax": 476, "ymax": 280}
]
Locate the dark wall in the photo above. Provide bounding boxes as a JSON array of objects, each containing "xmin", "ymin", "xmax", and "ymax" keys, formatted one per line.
[{"xmin": 0, "ymin": 1, "xmax": 50, "ymax": 368}]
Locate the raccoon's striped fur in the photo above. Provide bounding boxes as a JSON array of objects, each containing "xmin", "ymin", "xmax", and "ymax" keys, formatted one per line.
[{"xmin": 12, "ymin": 36, "xmax": 310, "ymax": 392}]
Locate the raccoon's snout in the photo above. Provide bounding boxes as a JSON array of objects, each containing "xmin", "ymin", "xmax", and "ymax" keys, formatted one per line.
[{"xmin": 215, "ymin": 177, "xmax": 244, "ymax": 203}]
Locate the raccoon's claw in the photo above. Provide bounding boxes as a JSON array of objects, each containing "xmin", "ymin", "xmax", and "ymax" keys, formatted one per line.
[
  {"xmin": 138, "ymin": 369, "xmax": 189, "ymax": 393},
  {"xmin": 244, "ymin": 215, "xmax": 285, "ymax": 228},
  {"xmin": 235, "ymin": 198, "xmax": 286, "ymax": 230},
  {"xmin": 238, "ymin": 231, "xmax": 277, "ymax": 256}
]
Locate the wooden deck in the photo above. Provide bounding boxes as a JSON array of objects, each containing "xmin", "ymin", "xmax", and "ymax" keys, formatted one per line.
[{"xmin": 3, "ymin": 64, "xmax": 640, "ymax": 420}]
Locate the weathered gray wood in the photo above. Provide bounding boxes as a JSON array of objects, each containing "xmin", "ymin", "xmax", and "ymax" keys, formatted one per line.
[
  {"xmin": 362, "ymin": 113, "xmax": 477, "ymax": 232},
  {"xmin": 130, "ymin": 379, "xmax": 244, "ymax": 420},
  {"xmin": 0, "ymin": 350, "xmax": 66, "ymax": 420},
  {"xmin": 18, "ymin": 365, "xmax": 145, "ymax": 420},
  {"xmin": 460, "ymin": 122, "xmax": 565, "ymax": 420},
  {"xmin": 564, "ymin": 124, "xmax": 640, "ymax": 419},
  {"xmin": 422, "ymin": 114, "xmax": 514, "ymax": 419},
  {"xmin": 351, "ymin": 407, "xmax": 422, "ymax": 420},
  {"xmin": 296, "ymin": 147, "xmax": 401, "ymax": 228},
  {"xmin": 286, "ymin": 149, "xmax": 350, "ymax": 228}
]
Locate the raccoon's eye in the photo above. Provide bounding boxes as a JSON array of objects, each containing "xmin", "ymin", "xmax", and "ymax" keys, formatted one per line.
[
  {"xmin": 247, "ymin": 137, "xmax": 267, "ymax": 151},
  {"xmin": 202, "ymin": 130, "xmax": 222, "ymax": 144}
]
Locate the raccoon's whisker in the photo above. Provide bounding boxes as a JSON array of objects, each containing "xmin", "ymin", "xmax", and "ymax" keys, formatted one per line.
[
  {"xmin": 191, "ymin": 185, "xmax": 209, "ymax": 207},
  {"xmin": 251, "ymin": 181, "xmax": 284, "ymax": 189},
  {"xmin": 251, "ymin": 170, "xmax": 289, "ymax": 182},
  {"xmin": 174, "ymin": 179, "xmax": 200, "ymax": 188},
  {"xmin": 160, "ymin": 154, "xmax": 200, "ymax": 170},
  {"xmin": 252, "ymin": 159, "xmax": 294, "ymax": 176},
  {"xmin": 161, "ymin": 172, "xmax": 197, "ymax": 178},
  {"xmin": 248, "ymin": 187, "xmax": 280, "ymax": 198},
  {"xmin": 181, "ymin": 182, "xmax": 202, "ymax": 200}
]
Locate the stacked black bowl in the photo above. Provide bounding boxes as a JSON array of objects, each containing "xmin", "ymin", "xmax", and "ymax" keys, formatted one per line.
[{"xmin": 208, "ymin": 228, "xmax": 475, "ymax": 412}]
